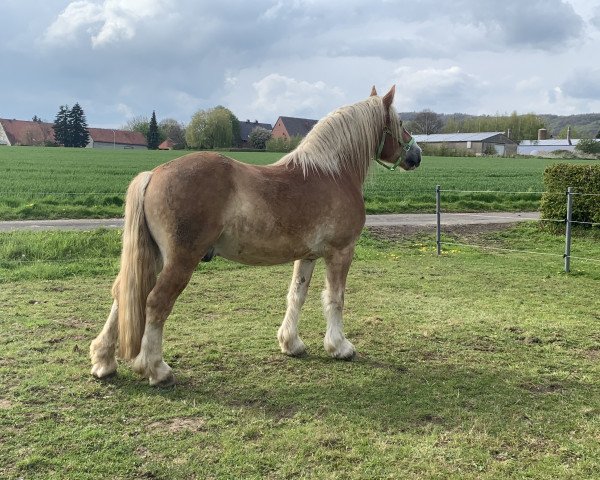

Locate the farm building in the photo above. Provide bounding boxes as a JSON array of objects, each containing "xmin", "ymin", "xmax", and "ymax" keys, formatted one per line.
[
  {"xmin": 412, "ymin": 132, "xmax": 518, "ymax": 156},
  {"xmin": 517, "ymin": 139, "xmax": 581, "ymax": 155},
  {"xmin": 0, "ymin": 118, "xmax": 147, "ymax": 149},
  {"xmin": 238, "ymin": 120, "xmax": 273, "ymax": 147},
  {"xmin": 517, "ymin": 128, "xmax": 580, "ymax": 156},
  {"xmin": 271, "ymin": 116, "xmax": 318, "ymax": 139},
  {"xmin": 0, "ymin": 118, "xmax": 55, "ymax": 146},
  {"xmin": 86, "ymin": 127, "xmax": 146, "ymax": 149}
]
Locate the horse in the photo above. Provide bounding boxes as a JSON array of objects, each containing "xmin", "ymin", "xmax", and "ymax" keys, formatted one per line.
[{"xmin": 90, "ymin": 85, "xmax": 421, "ymax": 386}]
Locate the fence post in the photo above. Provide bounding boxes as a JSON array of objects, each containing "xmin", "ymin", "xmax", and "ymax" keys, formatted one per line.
[
  {"xmin": 564, "ymin": 186, "xmax": 573, "ymax": 273},
  {"xmin": 436, "ymin": 185, "xmax": 441, "ymax": 256}
]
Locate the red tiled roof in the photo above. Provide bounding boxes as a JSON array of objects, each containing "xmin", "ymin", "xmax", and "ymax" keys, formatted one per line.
[
  {"xmin": 158, "ymin": 138, "xmax": 176, "ymax": 150},
  {"xmin": 0, "ymin": 119, "xmax": 55, "ymax": 145},
  {"xmin": 0, "ymin": 118, "xmax": 147, "ymax": 147},
  {"xmin": 87, "ymin": 127, "xmax": 147, "ymax": 146}
]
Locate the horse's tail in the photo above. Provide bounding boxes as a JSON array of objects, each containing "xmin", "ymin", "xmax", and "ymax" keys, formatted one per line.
[{"xmin": 113, "ymin": 171, "xmax": 158, "ymax": 360}]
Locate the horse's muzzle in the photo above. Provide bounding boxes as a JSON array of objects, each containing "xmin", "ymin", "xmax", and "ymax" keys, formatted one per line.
[{"xmin": 405, "ymin": 145, "xmax": 422, "ymax": 170}]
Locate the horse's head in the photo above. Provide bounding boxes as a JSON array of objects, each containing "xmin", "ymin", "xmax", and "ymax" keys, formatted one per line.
[{"xmin": 372, "ymin": 85, "xmax": 422, "ymax": 171}]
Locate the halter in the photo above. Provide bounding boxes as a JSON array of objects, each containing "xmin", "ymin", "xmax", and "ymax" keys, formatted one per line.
[{"xmin": 374, "ymin": 124, "xmax": 416, "ymax": 171}]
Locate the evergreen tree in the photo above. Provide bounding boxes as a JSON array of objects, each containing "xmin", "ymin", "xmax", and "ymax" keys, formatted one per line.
[
  {"xmin": 68, "ymin": 103, "xmax": 90, "ymax": 147},
  {"xmin": 53, "ymin": 105, "xmax": 70, "ymax": 146},
  {"xmin": 147, "ymin": 111, "xmax": 160, "ymax": 149}
]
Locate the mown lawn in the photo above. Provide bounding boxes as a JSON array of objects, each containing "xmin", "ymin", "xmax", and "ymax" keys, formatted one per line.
[
  {"xmin": 1, "ymin": 226, "xmax": 599, "ymax": 479},
  {"xmin": 0, "ymin": 147, "xmax": 597, "ymax": 219}
]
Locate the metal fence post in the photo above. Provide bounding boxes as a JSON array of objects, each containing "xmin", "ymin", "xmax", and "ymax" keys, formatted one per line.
[
  {"xmin": 564, "ymin": 186, "xmax": 573, "ymax": 273},
  {"xmin": 436, "ymin": 185, "xmax": 441, "ymax": 256}
]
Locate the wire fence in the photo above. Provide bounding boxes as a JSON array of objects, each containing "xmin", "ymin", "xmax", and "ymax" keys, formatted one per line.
[
  {"xmin": 1, "ymin": 187, "xmax": 599, "ymax": 272},
  {"xmin": 435, "ymin": 186, "xmax": 600, "ymax": 272}
]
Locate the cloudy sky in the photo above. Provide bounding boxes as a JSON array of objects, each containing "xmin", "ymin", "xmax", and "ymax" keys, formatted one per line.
[{"xmin": 2, "ymin": 0, "xmax": 600, "ymax": 128}]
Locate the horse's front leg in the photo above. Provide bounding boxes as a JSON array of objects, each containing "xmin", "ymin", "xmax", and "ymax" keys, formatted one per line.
[
  {"xmin": 322, "ymin": 246, "xmax": 356, "ymax": 359},
  {"xmin": 278, "ymin": 259, "xmax": 316, "ymax": 356}
]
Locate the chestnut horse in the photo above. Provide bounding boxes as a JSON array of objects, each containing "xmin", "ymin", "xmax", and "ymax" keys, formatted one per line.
[{"xmin": 90, "ymin": 86, "xmax": 421, "ymax": 386}]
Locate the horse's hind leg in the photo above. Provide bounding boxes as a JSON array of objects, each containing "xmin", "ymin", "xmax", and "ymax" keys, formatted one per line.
[
  {"xmin": 322, "ymin": 246, "xmax": 356, "ymax": 359},
  {"xmin": 90, "ymin": 300, "xmax": 119, "ymax": 378},
  {"xmin": 278, "ymin": 259, "xmax": 316, "ymax": 356},
  {"xmin": 132, "ymin": 260, "xmax": 196, "ymax": 386}
]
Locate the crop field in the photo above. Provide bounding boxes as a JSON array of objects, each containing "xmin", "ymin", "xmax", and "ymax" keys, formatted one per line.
[
  {"xmin": 0, "ymin": 147, "xmax": 596, "ymax": 219},
  {"xmin": 1, "ymin": 225, "xmax": 600, "ymax": 478}
]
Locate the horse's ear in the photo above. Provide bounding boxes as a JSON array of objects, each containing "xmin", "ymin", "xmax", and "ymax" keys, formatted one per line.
[
  {"xmin": 382, "ymin": 85, "xmax": 396, "ymax": 110},
  {"xmin": 370, "ymin": 86, "xmax": 378, "ymax": 96}
]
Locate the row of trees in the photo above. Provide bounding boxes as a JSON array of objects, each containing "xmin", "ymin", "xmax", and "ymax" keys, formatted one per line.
[
  {"xmin": 406, "ymin": 110, "xmax": 600, "ymax": 142},
  {"xmin": 124, "ymin": 106, "xmax": 271, "ymax": 150}
]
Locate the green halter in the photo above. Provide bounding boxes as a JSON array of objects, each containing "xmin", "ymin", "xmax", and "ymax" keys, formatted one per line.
[{"xmin": 374, "ymin": 126, "xmax": 416, "ymax": 171}]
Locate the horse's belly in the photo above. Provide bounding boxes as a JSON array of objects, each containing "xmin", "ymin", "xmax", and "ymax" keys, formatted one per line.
[{"xmin": 213, "ymin": 231, "xmax": 319, "ymax": 266}]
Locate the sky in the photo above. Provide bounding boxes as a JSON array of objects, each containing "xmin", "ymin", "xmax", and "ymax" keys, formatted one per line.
[{"xmin": 1, "ymin": 0, "xmax": 600, "ymax": 129}]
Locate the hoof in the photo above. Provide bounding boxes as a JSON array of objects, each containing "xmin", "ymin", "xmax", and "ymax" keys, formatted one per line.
[
  {"xmin": 91, "ymin": 361, "xmax": 117, "ymax": 379},
  {"xmin": 334, "ymin": 349, "xmax": 356, "ymax": 361},
  {"xmin": 150, "ymin": 372, "xmax": 176, "ymax": 388},
  {"xmin": 325, "ymin": 339, "xmax": 356, "ymax": 360},
  {"xmin": 280, "ymin": 338, "xmax": 307, "ymax": 357}
]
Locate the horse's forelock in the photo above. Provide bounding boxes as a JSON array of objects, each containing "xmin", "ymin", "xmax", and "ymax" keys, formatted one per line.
[{"xmin": 276, "ymin": 96, "xmax": 389, "ymax": 179}]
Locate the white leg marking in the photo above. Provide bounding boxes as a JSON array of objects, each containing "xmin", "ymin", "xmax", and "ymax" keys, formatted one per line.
[
  {"xmin": 322, "ymin": 247, "xmax": 356, "ymax": 359},
  {"xmin": 132, "ymin": 322, "xmax": 173, "ymax": 386},
  {"xmin": 278, "ymin": 259, "xmax": 316, "ymax": 356}
]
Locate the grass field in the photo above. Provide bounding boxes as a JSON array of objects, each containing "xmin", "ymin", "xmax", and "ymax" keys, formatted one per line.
[
  {"xmin": 0, "ymin": 147, "xmax": 597, "ymax": 219},
  {"xmin": 1, "ymin": 226, "xmax": 600, "ymax": 478}
]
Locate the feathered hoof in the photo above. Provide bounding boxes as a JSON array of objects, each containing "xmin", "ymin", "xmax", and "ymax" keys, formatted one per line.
[
  {"xmin": 149, "ymin": 371, "xmax": 176, "ymax": 388},
  {"xmin": 279, "ymin": 337, "xmax": 307, "ymax": 357},
  {"xmin": 91, "ymin": 360, "xmax": 118, "ymax": 379},
  {"xmin": 326, "ymin": 339, "xmax": 356, "ymax": 360}
]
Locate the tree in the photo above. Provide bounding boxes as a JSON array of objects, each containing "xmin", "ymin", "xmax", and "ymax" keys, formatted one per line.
[
  {"xmin": 53, "ymin": 104, "xmax": 89, "ymax": 147},
  {"xmin": 159, "ymin": 118, "xmax": 187, "ymax": 149},
  {"xmin": 147, "ymin": 111, "xmax": 160, "ymax": 150},
  {"xmin": 410, "ymin": 110, "xmax": 443, "ymax": 135},
  {"xmin": 186, "ymin": 109, "xmax": 210, "ymax": 148},
  {"xmin": 122, "ymin": 115, "xmax": 150, "ymax": 138},
  {"xmin": 67, "ymin": 103, "xmax": 90, "ymax": 147},
  {"xmin": 186, "ymin": 107, "xmax": 235, "ymax": 149},
  {"xmin": 596, "ymin": 130, "xmax": 600, "ymax": 139},
  {"xmin": 53, "ymin": 105, "xmax": 70, "ymax": 147},
  {"xmin": 214, "ymin": 106, "xmax": 240, "ymax": 146},
  {"xmin": 248, "ymin": 126, "xmax": 272, "ymax": 149}
]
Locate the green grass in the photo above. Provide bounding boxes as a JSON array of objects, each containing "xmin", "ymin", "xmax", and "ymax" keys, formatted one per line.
[
  {"xmin": 0, "ymin": 147, "xmax": 597, "ymax": 219},
  {"xmin": 1, "ymin": 226, "xmax": 600, "ymax": 478}
]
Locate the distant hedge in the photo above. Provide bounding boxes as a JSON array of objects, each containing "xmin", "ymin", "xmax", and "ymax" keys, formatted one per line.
[{"xmin": 540, "ymin": 164, "xmax": 600, "ymax": 230}]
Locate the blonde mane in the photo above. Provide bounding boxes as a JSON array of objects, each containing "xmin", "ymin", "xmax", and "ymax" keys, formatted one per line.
[{"xmin": 275, "ymin": 96, "xmax": 401, "ymax": 180}]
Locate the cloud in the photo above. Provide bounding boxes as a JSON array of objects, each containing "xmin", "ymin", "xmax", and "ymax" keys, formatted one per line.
[
  {"xmin": 393, "ymin": 66, "xmax": 486, "ymax": 112},
  {"xmin": 561, "ymin": 68, "xmax": 600, "ymax": 100},
  {"xmin": 591, "ymin": 6, "xmax": 600, "ymax": 29},
  {"xmin": 251, "ymin": 74, "xmax": 344, "ymax": 118},
  {"xmin": 44, "ymin": 0, "xmax": 170, "ymax": 47}
]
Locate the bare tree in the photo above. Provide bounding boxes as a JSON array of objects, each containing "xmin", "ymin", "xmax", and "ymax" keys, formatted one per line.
[{"xmin": 409, "ymin": 110, "xmax": 443, "ymax": 135}]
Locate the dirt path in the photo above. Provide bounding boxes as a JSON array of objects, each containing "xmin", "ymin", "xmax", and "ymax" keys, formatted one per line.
[{"xmin": 0, "ymin": 212, "xmax": 539, "ymax": 233}]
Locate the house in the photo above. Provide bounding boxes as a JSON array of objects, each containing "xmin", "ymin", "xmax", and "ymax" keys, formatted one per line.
[
  {"xmin": 412, "ymin": 132, "xmax": 518, "ymax": 156},
  {"xmin": 0, "ymin": 118, "xmax": 147, "ymax": 149},
  {"xmin": 86, "ymin": 127, "xmax": 147, "ymax": 149},
  {"xmin": 0, "ymin": 118, "xmax": 55, "ymax": 146},
  {"xmin": 271, "ymin": 116, "xmax": 318, "ymax": 139},
  {"xmin": 238, "ymin": 120, "xmax": 273, "ymax": 147},
  {"xmin": 158, "ymin": 138, "xmax": 177, "ymax": 150}
]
